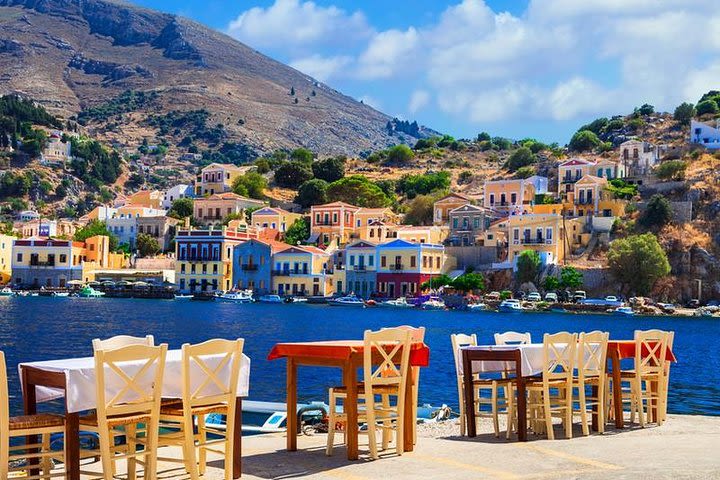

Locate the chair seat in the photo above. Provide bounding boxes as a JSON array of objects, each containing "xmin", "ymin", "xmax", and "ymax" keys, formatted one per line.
[
  {"xmin": 331, "ymin": 383, "xmax": 399, "ymax": 395},
  {"xmin": 620, "ymin": 370, "xmax": 662, "ymax": 380},
  {"xmin": 9, "ymin": 413, "xmax": 65, "ymax": 431},
  {"xmin": 573, "ymin": 376, "xmax": 604, "ymax": 385},
  {"xmin": 525, "ymin": 378, "xmax": 571, "ymax": 388},
  {"xmin": 80, "ymin": 411, "xmax": 151, "ymax": 428},
  {"xmin": 160, "ymin": 402, "xmax": 227, "ymax": 416}
]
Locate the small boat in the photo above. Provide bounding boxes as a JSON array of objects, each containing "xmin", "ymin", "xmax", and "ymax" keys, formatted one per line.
[
  {"xmin": 78, "ymin": 286, "xmax": 105, "ymax": 298},
  {"xmin": 614, "ymin": 306, "xmax": 635, "ymax": 316},
  {"xmin": 379, "ymin": 297, "xmax": 414, "ymax": 308},
  {"xmin": 284, "ymin": 296, "xmax": 308, "ymax": 303},
  {"xmin": 217, "ymin": 290, "xmax": 254, "ymax": 303},
  {"xmin": 174, "ymin": 294, "xmax": 194, "ymax": 300},
  {"xmin": 498, "ymin": 299, "xmax": 524, "ymax": 313},
  {"xmin": 467, "ymin": 302, "xmax": 487, "ymax": 312},
  {"xmin": 258, "ymin": 294, "xmax": 283, "ymax": 303},
  {"xmin": 328, "ymin": 294, "xmax": 365, "ymax": 307},
  {"xmin": 421, "ymin": 297, "xmax": 446, "ymax": 310},
  {"xmin": 51, "ymin": 291, "xmax": 70, "ymax": 297},
  {"xmin": 16, "ymin": 290, "xmax": 29, "ymax": 297},
  {"xmin": 0, "ymin": 287, "xmax": 14, "ymax": 296},
  {"xmin": 206, "ymin": 400, "xmax": 328, "ymax": 435}
]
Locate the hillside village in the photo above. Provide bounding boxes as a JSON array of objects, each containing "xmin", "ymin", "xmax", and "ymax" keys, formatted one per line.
[{"xmin": 2, "ymin": 91, "xmax": 720, "ymax": 304}]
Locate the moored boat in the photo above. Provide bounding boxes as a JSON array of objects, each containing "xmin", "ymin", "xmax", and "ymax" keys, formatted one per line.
[
  {"xmin": 614, "ymin": 306, "xmax": 635, "ymax": 316},
  {"xmin": 78, "ymin": 286, "xmax": 105, "ymax": 298},
  {"xmin": 467, "ymin": 302, "xmax": 487, "ymax": 312},
  {"xmin": 174, "ymin": 294, "xmax": 194, "ymax": 300},
  {"xmin": 498, "ymin": 299, "xmax": 523, "ymax": 313},
  {"xmin": 379, "ymin": 297, "xmax": 414, "ymax": 308},
  {"xmin": 216, "ymin": 290, "xmax": 254, "ymax": 303},
  {"xmin": 51, "ymin": 291, "xmax": 70, "ymax": 297},
  {"xmin": 0, "ymin": 287, "xmax": 14, "ymax": 296},
  {"xmin": 283, "ymin": 296, "xmax": 308, "ymax": 303},
  {"xmin": 328, "ymin": 294, "xmax": 365, "ymax": 307},
  {"xmin": 421, "ymin": 297, "xmax": 446, "ymax": 310},
  {"xmin": 258, "ymin": 294, "xmax": 283, "ymax": 303}
]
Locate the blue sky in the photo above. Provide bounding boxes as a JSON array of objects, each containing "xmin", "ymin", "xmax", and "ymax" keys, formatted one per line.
[{"xmin": 132, "ymin": 0, "xmax": 719, "ymax": 143}]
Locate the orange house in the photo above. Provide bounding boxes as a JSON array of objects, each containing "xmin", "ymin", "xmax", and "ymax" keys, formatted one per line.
[{"xmin": 310, "ymin": 202, "xmax": 361, "ymax": 246}]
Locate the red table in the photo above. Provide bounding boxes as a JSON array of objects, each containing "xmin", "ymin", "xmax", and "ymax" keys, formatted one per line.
[
  {"xmin": 268, "ymin": 340, "xmax": 430, "ymax": 460},
  {"xmin": 607, "ymin": 340, "xmax": 676, "ymax": 429}
]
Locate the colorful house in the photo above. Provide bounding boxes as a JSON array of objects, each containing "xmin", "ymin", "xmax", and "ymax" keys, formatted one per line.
[
  {"xmin": 232, "ymin": 239, "xmax": 290, "ymax": 293},
  {"xmin": 433, "ymin": 193, "xmax": 472, "ymax": 225},
  {"xmin": 619, "ymin": 139, "xmax": 663, "ymax": 175},
  {"xmin": 195, "ymin": 163, "xmax": 247, "ymax": 196},
  {"xmin": 162, "ymin": 184, "xmax": 193, "ymax": 209},
  {"xmin": 251, "ymin": 207, "xmax": 302, "ymax": 234},
  {"xmin": 447, "ymin": 204, "xmax": 491, "ymax": 246},
  {"xmin": 354, "ymin": 207, "xmax": 400, "ymax": 241},
  {"xmin": 691, "ymin": 120, "xmax": 720, "ymax": 150},
  {"xmin": 483, "ymin": 179, "xmax": 537, "ymax": 216},
  {"xmin": 395, "ymin": 225, "xmax": 448, "ymax": 245},
  {"xmin": 0, "ymin": 233, "xmax": 16, "ymax": 284},
  {"xmin": 193, "ymin": 192, "xmax": 267, "ymax": 227},
  {"xmin": 376, "ymin": 239, "xmax": 446, "ymax": 298},
  {"xmin": 558, "ymin": 158, "xmax": 595, "ymax": 195},
  {"xmin": 136, "ymin": 216, "xmax": 180, "ymax": 252},
  {"xmin": 309, "ymin": 202, "xmax": 361, "ymax": 246},
  {"xmin": 569, "ymin": 175, "xmax": 626, "ymax": 219},
  {"xmin": 174, "ymin": 226, "xmax": 258, "ymax": 293},
  {"xmin": 271, "ymin": 245, "xmax": 333, "ymax": 297},
  {"xmin": 507, "ymin": 214, "xmax": 566, "ymax": 268},
  {"xmin": 344, "ymin": 241, "xmax": 377, "ymax": 299}
]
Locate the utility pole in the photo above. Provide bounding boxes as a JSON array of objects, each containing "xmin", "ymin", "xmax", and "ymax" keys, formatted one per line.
[{"xmin": 696, "ymin": 278, "xmax": 702, "ymax": 303}]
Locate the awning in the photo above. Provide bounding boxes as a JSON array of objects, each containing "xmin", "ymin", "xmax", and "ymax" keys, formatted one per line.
[{"xmin": 306, "ymin": 232, "xmax": 320, "ymax": 243}]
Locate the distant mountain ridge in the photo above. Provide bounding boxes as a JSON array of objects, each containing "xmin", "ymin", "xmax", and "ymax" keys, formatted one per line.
[{"xmin": 0, "ymin": 0, "xmax": 435, "ymax": 156}]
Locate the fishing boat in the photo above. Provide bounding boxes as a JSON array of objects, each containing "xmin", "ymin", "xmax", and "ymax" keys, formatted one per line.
[
  {"xmin": 174, "ymin": 294, "xmax": 194, "ymax": 300},
  {"xmin": 205, "ymin": 400, "xmax": 328, "ymax": 435},
  {"xmin": 283, "ymin": 296, "xmax": 308, "ymax": 303},
  {"xmin": 258, "ymin": 294, "xmax": 283, "ymax": 303},
  {"xmin": 216, "ymin": 290, "xmax": 254, "ymax": 303},
  {"xmin": 328, "ymin": 294, "xmax": 365, "ymax": 307},
  {"xmin": 421, "ymin": 297, "xmax": 446, "ymax": 310},
  {"xmin": 0, "ymin": 287, "xmax": 14, "ymax": 296},
  {"xmin": 379, "ymin": 297, "xmax": 414, "ymax": 308},
  {"xmin": 614, "ymin": 306, "xmax": 635, "ymax": 316},
  {"xmin": 78, "ymin": 285, "xmax": 105, "ymax": 298},
  {"xmin": 498, "ymin": 299, "xmax": 524, "ymax": 313},
  {"xmin": 467, "ymin": 302, "xmax": 487, "ymax": 312}
]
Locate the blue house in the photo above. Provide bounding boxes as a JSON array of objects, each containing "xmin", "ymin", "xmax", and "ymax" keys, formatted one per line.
[
  {"xmin": 344, "ymin": 240, "xmax": 377, "ymax": 299},
  {"xmin": 232, "ymin": 239, "xmax": 290, "ymax": 294}
]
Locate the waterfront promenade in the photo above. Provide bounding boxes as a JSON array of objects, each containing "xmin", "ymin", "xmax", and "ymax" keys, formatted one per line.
[{"xmin": 81, "ymin": 414, "xmax": 720, "ymax": 479}]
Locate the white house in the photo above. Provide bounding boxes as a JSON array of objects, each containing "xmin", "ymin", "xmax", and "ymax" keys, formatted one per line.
[
  {"xmin": 17, "ymin": 210, "xmax": 40, "ymax": 222},
  {"xmin": 162, "ymin": 184, "xmax": 193, "ymax": 209},
  {"xmin": 690, "ymin": 120, "xmax": 720, "ymax": 150},
  {"xmin": 619, "ymin": 139, "xmax": 662, "ymax": 176},
  {"xmin": 41, "ymin": 131, "xmax": 72, "ymax": 165}
]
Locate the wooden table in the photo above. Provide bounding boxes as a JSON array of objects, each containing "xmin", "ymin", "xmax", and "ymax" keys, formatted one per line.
[
  {"xmin": 20, "ymin": 357, "xmax": 248, "ymax": 480},
  {"xmin": 268, "ymin": 340, "xmax": 430, "ymax": 460}
]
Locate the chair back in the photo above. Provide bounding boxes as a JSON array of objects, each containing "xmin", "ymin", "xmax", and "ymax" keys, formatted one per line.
[
  {"xmin": 181, "ymin": 338, "xmax": 244, "ymax": 409},
  {"xmin": 664, "ymin": 331, "xmax": 675, "ymax": 375},
  {"xmin": 363, "ymin": 328, "xmax": 412, "ymax": 390},
  {"xmin": 634, "ymin": 329, "xmax": 669, "ymax": 377},
  {"xmin": 93, "ymin": 343, "xmax": 167, "ymax": 420},
  {"xmin": 494, "ymin": 331, "xmax": 532, "ymax": 345},
  {"xmin": 0, "ymin": 351, "xmax": 8, "ymax": 444},
  {"xmin": 577, "ymin": 331, "xmax": 609, "ymax": 380},
  {"xmin": 451, "ymin": 333, "xmax": 477, "ymax": 376},
  {"xmin": 92, "ymin": 335, "xmax": 155, "ymax": 352},
  {"xmin": 542, "ymin": 332, "xmax": 577, "ymax": 383}
]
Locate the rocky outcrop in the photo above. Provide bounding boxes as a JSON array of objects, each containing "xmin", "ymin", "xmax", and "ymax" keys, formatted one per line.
[
  {"xmin": 152, "ymin": 20, "xmax": 204, "ymax": 65},
  {"xmin": 68, "ymin": 54, "xmax": 153, "ymax": 82}
]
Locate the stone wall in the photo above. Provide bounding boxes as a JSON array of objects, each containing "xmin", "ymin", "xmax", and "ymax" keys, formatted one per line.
[
  {"xmin": 636, "ymin": 200, "xmax": 693, "ymax": 223},
  {"xmin": 446, "ymin": 246, "xmax": 500, "ymax": 270}
]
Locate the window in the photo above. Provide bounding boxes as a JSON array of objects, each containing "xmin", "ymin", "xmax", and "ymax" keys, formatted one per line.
[
  {"xmin": 511, "ymin": 193, "xmax": 517, "ymax": 204},
  {"xmin": 333, "ymin": 213, "xmax": 338, "ymax": 223},
  {"xmin": 181, "ymin": 263, "xmax": 186, "ymax": 273},
  {"xmin": 421, "ymin": 256, "xmax": 426, "ymax": 268},
  {"xmin": 546, "ymin": 228, "xmax": 553, "ymax": 242},
  {"xmin": 500, "ymin": 194, "xmax": 506, "ymax": 205},
  {"xmin": 213, "ymin": 264, "xmax": 218, "ymax": 274},
  {"xmin": 411, "ymin": 256, "xmax": 416, "ymax": 268},
  {"xmin": 381, "ymin": 255, "xmax": 387, "ymax": 267},
  {"xmin": 513, "ymin": 229, "xmax": 519, "ymax": 241},
  {"xmin": 436, "ymin": 256, "xmax": 440, "ymax": 268},
  {"xmin": 368, "ymin": 255, "xmax": 374, "ymax": 266},
  {"xmin": 452, "ymin": 218, "xmax": 458, "ymax": 228},
  {"xmin": 59, "ymin": 254, "xmax": 67, "ymax": 263},
  {"xmin": 16, "ymin": 253, "xmax": 22, "ymax": 262},
  {"xmin": 489, "ymin": 194, "xmax": 495, "ymax": 205},
  {"xmin": 349, "ymin": 255, "xmax": 355, "ymax": 266},
  {"xmin": 202, "ymin": 264, "xmax": 207, "ymax": 274},
  {"xmin": 315, "ymin": 213, "xmax": 321, "ymax": 223},
  {"xmin": 473, "ymin": 217, "xmax": 480, "ymax": 228}
]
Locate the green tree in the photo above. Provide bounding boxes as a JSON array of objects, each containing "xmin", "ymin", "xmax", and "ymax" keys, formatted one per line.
[
  {"xmin": 543, "ymin": 275, "xmax": 560, "ymax": 292},
  {"xmin": 639, "ymin": 194, "xmax": 672, "ymax": 230},
  {"xmin": 514, "ymin": 166, "xmax": 535, "ymax": 179},
  {"xmin": 655, "ymin": 160, "xmax": 687, "ymax": 181},
  {"xmin": 397, "ymin": 171, "xmax": 450, "ymax": 198},
  {"xmin": 673, "ymin": 102, "xmax": 695, "ymax": 125},
  {"xmin": 326, "ymin": 176, "xmax": 391, "ymax": 207},
  {"xmin": 451, "ymin": 273, "xmax": 485, "ymax": 292},
  {"xmin": 569, "ymin": 130, "xmax": 601, "ymax": 152},
  {"xmin": 421, "ymin": 274, "xmax": 453, "ymax": 290},
  {"xmin": 232, "ymin": 172, "xmax": 267, "ymax": 199},
  {"xmin": 402, "ymin": 194, "xmax": 436, "ymax": 225},
  {"xmin": 73, "ymin": 220, "xmax": 119, "ymax": 251},
  {"xmin": 384, "ymin": 144, "xmax": 414, "ymax": 165},
  {"xmin": 254, "ymin": 158, "xmax": 270, "ymax": 174},
  {"xmin": 559, "ymin": 266, "xmax": 583, "ymax": 289},
  {"xmin": 295, "ymin": 179, "xmax": 329, "ymax": 208},
  {"xmin": 136, "ymin": 233, "xmax": 160, "ymax": 257},
  {"xmin": 636, "ymin": 103, "xmax": 655, "ymax": 115},
  {"xmin": 312, "ymin": 156, "xmax": 346, "ymax": 183},
  {"xmin": 284, "ymin": 217, "xmax": 310, "ymax": 245},
  {"xmin": 515, "ymin": 250, "xmax": 541, "ymax": 284},
  {"xmin": 7, "ymin": 197, "xmax": 27, "ymax": 212},
  {"xmin": 696, "ymin": 99, "xmax": 719, "ymax": 116},
  {"xmin": 607, "ymin": 233, "xmax": 671, "ymax": 295},
  {"xmin": 274, "ymin": 162, "xmax": 313, "ymax": 189},
  {"xmin": 168, "ymin": 197, "xmax": 194, "ymax": 219},
  {"xmin": 290, "ymin": 148, "xmax": 313, "ymax": 166}
]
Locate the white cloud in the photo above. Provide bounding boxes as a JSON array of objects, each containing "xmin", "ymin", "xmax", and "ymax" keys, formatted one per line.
[
  {"xmin": 408, "ymin": 90, "xmax": 430, "ymax": 114},
  {"xmin": 356, "ymin": 28, "xmax": 419, "ymax": 79},
  {"xmin": 289, "ymin": 55, "xmax": 352, "ymax": 82}
]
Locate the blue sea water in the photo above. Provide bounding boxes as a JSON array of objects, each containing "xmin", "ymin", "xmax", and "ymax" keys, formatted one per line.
[{"xmin": 0, "ymin": 297, "xmax": 717, "ymax": 416}]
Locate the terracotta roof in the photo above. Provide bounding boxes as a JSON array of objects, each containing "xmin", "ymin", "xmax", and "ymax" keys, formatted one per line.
[
  {"xmin": 201, "ymin": 163, "xmax": 243, "ymax": 171},
  {"xmin": 559, "ymin": 158, "xmax": 594, "ymax": 167},
  {"xmin": 311, "ymin": 201, "xmax": 360, "ymax": 209},
  {"xmin": 254, "ymin": 238, "xmax": 293, "ymax": 253},
  {"xmin": 356, "ymin": 207, "xmax": 392, "ymax": 215}
]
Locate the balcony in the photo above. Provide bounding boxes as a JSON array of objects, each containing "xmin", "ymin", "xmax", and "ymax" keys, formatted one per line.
[
  {"xmin": 574, "ymin": 198, "xmax": 594, "ymax": 205},
  {"xmin": 179, "ymin": 255, "xmax": 220, "ymax": 262},
  {"xmin": 353, "ymin": 265, "xmax": 367, "ymax": 271},
  {"xmin": 514, "ymin": 238, "xmax": 553, "ymax": 245},
  {"xmin": 241, "ymin": 264, "xmax": 259, "ymax": 271},
  {"xmin": 561, "ymin": 176, "xmax": 581, "ymax": 184},
  {"xmin": 272, "ymin": 269, "xmax": 310, "ymax": 276},
  {"xmin": 389, "ymin": 263, "xmax": 404, "ymax": 271},
  {"xmin": 29, "ymin": 261, "xmax": 56, "ymax": 267}
]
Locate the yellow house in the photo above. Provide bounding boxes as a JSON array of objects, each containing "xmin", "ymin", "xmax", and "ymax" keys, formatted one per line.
[
  {"xmin": 433, "ymin": 193, "xmax": 471, "ymax": 225},
  {"xmin": 507, "ymin": 214, "xmax": 567, "ymax": 268},
  {"xmin": 353, "ymin": 207, "xmax": 399, "ymax": 240},
  {"xmin": 251, "ymin": 207, "xmax": 302, "ymax": 234},
  {"xmin": 193, "ymin": 192, "xmax": 267, "ymax": 227},
  {"xmin": 569, "ymin": 175, "xmax": 626, "ymax": 218},
  {"xmin": 271, "ymin": 245, "xmax": 333, "ymax": 296},
  {"xmin": 396, "ymin": 225, "xmax": 448, "ymax": 245},
  {"xmin": 360, "ymin": 220, "xmax": 399, "ymax": 244},
  {"xmin": 127, "ymin": 190, "xmax": 164, "ymax": 209},
  {"xmin": 84, "ymin": 235, "xmax": 127, "ymax": 270},
  {"xmin": 0, "ymin": 233, "xmax": 15, "ymax": 284},
  {"xmin": 195, "ymin": 163, "xmax": 246, "ymax": 196},
  {"xmin": 483, "ymin": 179, "xmax": 536, "ymax": 215}
]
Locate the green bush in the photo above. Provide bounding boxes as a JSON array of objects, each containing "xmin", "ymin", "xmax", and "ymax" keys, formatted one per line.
[
  {"xmin": 505, "ymin": 147, "xmax": 536, "ymax": 172},
  {"xmin": 655, "ymin": 160, "xmax": 687, "ymax": 181},
  {"xmin": 568, "ymin": 130, "xmax": 601, "ymax": 152},
  {"xmin": 696, "ymin": 99, "xmax": 719, "ymax": 116}
]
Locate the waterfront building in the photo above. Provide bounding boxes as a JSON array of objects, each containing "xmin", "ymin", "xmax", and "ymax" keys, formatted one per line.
[
  {"xmin": 136, "ymin": 216, "xmax": 180, "ymax": 252},
  {"xmin": 174, "ymin": 226, "xmax": 258, "ymax": 293},
  {"xmin": 0, "ymin": 233, "xmax": 15, "ymax": 284},
  {"xmin": 507, "ymin": 214, "xmax": 566, "ymax": 268},
  {"xmin": 162, "ymin": 184, "xmax": 193, "ymax": 209},
  {"xmin": 194, "ymin": 163, "xmax": 247, "ymax": 196},
  {"xmin": 106, "ymin": 207, "xmax": 166, "ymax": 249},
  {"xmin": 251, "ymin": 207, "xmax": 302, "ymax": 234},
  {"xmin": 376, "ymin": 239, "xmax": 447, "ymax": 298},
  {"xmin": 18, "ymin": 218, "xmax": 78, "ymax": 239},
  {"xmin": 310, "ymin": 201, "xmax": 361, "ymax": 246},
  {"xmin": 344, "ymin": 241, "xmax": 377, "ymax": 299},
  {"xmin": 690, "ymin": 119, "xmax": 720, "ymax": 150},
  {"xmin": 433, "ymin": 193, "xmax": 472, "ymax": 225},
  {"xmin": 362, "ymin": 219, "xmax": 399, "ymax": 244},
  {"xmin": 483, "ymin": 178, "xmax": 537, "ymax": 216},
  {"xmin": 447, "ymin": 204, "xmax": 491, "ymax": 246},
  {"xmin": 17, "ymin": 210, "xmax": 40, "ymax": 222},
  {"xmin": 271, "ymin": 245, "xmax": 333, "ymax": 297},
  {"xmin": 232, "ymin": 238, "xmax": 290, "ymax": 293},
  {"xmin": 193, "ymin": 192, "xmax": 267, "ymax": 227}
]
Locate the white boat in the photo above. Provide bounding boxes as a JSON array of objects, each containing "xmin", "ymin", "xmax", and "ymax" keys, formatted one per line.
[
  {"xmin": 421, "ymin": 297, "xmax": 446, "ymax": 310},
  {"xmin": 0, "ymin": 287, "xmax": 14, "ymax": 296},
  {"xmin": 379, "ymin": 297, "xmax": 414, "ymax": 308},
  {"xmin": 467, "ymin": 302, "xmax": 487, "ymax": 312},
  {"xmin": 51, "ymin": 291, "xmax": 70, "ymax": 297},
  {"xmin": 258, "ymin": 294, "xmax": 283, "ymax": 303},
  {"xmin": 614, "ymin": 306, "xmax": 635, "ymax": 316},
  {"xmin": 217, "ymin": 290, "xmax": 254, "ymax": 303},
  {"xmin": 284, "ymin": 296, "xmax": 308, "ymax": 303},
  {"xmin": 174, "ymin": 294, "xmax": 194, "ymax": 300},
  {"xmin": 328, "ymin": 295, "xmax": 365, "ymax": 307},
  {"xmin": 498, "ymin": 299, "xmax": 524, "ymax": 313}
]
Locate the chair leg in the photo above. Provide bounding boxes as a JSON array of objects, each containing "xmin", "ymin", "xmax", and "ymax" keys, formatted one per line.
[
  {"xmin": 565, "ymin": 388, "xmax": 573, "ymax": 439},
  {"xmin": 197, "ymin": 415, "xmax": 207, "ymax": 475},
  {"xmin": 98, "ymin": 425, "xmax": 115, "ymax": 480},
  {"xmin": 326, "ymin": 390, "xmax": 336, "ymax": 456},
  {"xmin": 634, "ymin": 378, "xmax": 645, "ymax": 428},
  {"xmin": 491, "ymin": 383, "xmax": 499, "ymax": 438},
  {"xmin": 543, "ymin": 389, "xmax": 554, "ymax": 441},
  {"xmin": 0, "ymin": 430, "xmax": 8, "ymax": 480},
  {"xmin": 182, "ymin": 415, "xmax": 200, "ymax": 480},
  {"xmin": 381, "ymin": 394, "xmax": 391, "ymax": 451},
  {"xmin": 365, "ymin": 399, "xmax": 379, "ymax": 460},
  {"xmin": 506, "ymin": 384, "xmax": 515, "ymax": 439},
  {"xmin": 598, "ymin": 382, "xmax": 605, "ymax": 434},
  {"xmin": 579, "ymin": 385, "xmax": 589, "ymax": 436},
  {"xmin": 126, "ymin": 423, "xmax": 137, "ymax": 480}
]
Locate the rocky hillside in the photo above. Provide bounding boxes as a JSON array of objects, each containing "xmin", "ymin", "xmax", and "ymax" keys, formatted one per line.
[{"xmin": 0, "ymin": 0, "xmax": 433, "ymax": 157}]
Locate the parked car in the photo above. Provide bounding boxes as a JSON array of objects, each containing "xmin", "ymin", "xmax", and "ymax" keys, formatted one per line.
[
  {"xmin": 573, "ymin": 290, "xmax": 587, "ymax": 303},
  {"xmin": 604, "ymin": 295, "xmax": 618, "ymax": 302},
  {"xmin": 527, "ymin": 292, "xmax": 542, "ymax": 302},
  {"xmin": 657, "ymin": 303, "xmax": 676, "ymax": 313},
  {"xmin": 544, "ymin": 292, "xmax": 558, "ymax": 302},
  {"xmin": 688, "ymin": 299, "xmax": 700, "ymax": 308}
]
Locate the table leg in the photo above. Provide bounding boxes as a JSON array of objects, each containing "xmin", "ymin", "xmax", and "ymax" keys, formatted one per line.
[
  {"xmin": 286, "ymin": 359, "xmax": 298, "ymax": 452},
  {"xmin": 233, "ymin": 398, "xmax": 242, "ymax": 479},
  {"xmin": 591, "ymin": 385, "xmax": 599, "ymax": 432},
  {"xmin": 610, "ymin": 348, "xmax": 624, "ymax": 429},
  {"xmin": 462, "ymin": 350, "xmax": 476, "ymax": 438},
  {"xmin": 21, "ymin": 368, "xmax": 40, "ymax": 477},
  {"xmin": 403, "ymin": 370, "xmax": 414, "ymax": 452},
  {"xmin": 65, "ymin": 412, "xmax": 80, "ymax": 480},
  {"xmin": 515, "ymin": 351, "xmax": 527, "ymax": 442},
  {"xmin": 343, "ymin": 361, "xmax": 358, "ymax": 461}
]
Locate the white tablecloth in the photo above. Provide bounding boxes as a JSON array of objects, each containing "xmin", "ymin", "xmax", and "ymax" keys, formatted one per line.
[
  {"xmin": 459, "ymin": 343, "xmax": 599, "ymax": 377},
  {"xmin": 19, "ymin": 350, "xmax": 251, "ymax": 413}
]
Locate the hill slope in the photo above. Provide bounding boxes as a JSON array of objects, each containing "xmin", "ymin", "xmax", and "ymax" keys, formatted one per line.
[{"xmin": 0, "ymin": 0, "xmax": 432, "ymax": 156}]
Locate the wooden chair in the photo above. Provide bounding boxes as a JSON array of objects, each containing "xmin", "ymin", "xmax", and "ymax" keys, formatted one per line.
[
  {"xmin": 79, "ymin": 343, "xmax": 167, "ymax": 480},
  {"xmin": 574, "ymin": 331, "xmax": 609, "ymax": 435},
  {"xmin": 1, "ymin": 351, "xmax": 65, "ymax": 479},
  {"xmin": 326, "ymin": 328, "xmax": 412, "ymax": 459},
  {"xmin": 493, "ymin": 331, "xmax": 531, "ymax": 438},
  {"xmin": 157, "ymin": 339, "xmax": 244, "ymax": 480},
  {"xmin": 92, "ymin": 335, "xmax": 155, "ymax": 352},
  {"xmin": 659, "ymin": 331, "xmax": 675, "ymax": 423},
  {"xmin": 451, "ymin": 334, "xmax": 513, "ymax": 438},
  {"xmin": 526, "ymin": 332, "xmax": 577, "ymax": 440},
  {"xmin": 621, "ymin": 330, "xmax": 670, "ymax": 427}
]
